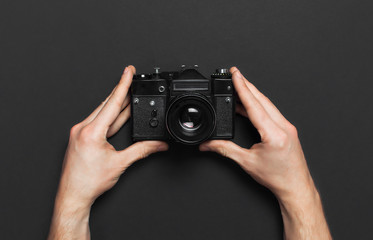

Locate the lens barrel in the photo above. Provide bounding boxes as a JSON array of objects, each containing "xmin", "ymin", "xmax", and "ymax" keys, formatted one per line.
[{"xmin": 166, "ymin": 94, "xmax": 216, "ymax": 144}]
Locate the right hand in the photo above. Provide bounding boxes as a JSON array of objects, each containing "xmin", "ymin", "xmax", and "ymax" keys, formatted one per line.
[
  {"xmin": 200, "ymin": 67, "xmax": 316, "ymax": 201},
  {"xmin": 56, "ymin": 66, "xmax": 168, "ymax": 209}
]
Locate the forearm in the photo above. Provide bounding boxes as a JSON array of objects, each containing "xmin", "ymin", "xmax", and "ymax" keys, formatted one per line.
[
  {"xmin": 278, "ymin": 183, "xmax": 332, "ymax": 240},
  {"xmin": 48, "ymin": 193, "xmax": 91, "ymax": 240}
]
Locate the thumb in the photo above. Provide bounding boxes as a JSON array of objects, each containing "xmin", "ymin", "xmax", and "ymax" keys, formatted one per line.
[
  {"xmin": 199, "ymin": 140, "xmax": 248, "ymax": 164},
  {"xmin": 118, "ymin": 141, "xmax": 169, "ymax": 167}
]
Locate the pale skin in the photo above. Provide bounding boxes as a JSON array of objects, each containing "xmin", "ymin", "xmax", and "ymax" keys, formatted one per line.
[{"xmin": 48, "ymin": 66, "xmax": 332, "ymax": 240}]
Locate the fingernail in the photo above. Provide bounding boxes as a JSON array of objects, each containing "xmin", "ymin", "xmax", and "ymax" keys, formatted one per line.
[
  {"xmin": 232, "ymin": 69, "xmax": 242, "ymax": 79},
  {"xmin": 158, "ymin": 144, "xmax": 168, "ymax": 151},
  {"xmin": 231, "ymin": 66, "xmax": 238, "ymax": 73},
  {"xmin": 124, "ymin": 66, "xmax": 129, "ymax": 73}
]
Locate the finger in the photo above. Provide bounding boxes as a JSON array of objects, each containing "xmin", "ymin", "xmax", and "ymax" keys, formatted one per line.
[
  {"xmin": 107, "ymin": 104, "xmax": 131, "ymax": 138},
  {"xmin": 199, "ymin": 140, "xmax": 252, "ymax": 165},
  {"xmin": 83, "ymin": 89, "xmax": 130, "ymax": 127},
  {"xmin": 120, "ymin": 94, "xmax": 130, "ymax": 110},
  {"xmin": 230, "ymin": 67, "xmax": 279, "ymax": 139},
  {"xmin": 230, "ymin": 67, "xmax": 289, "ymax": 127},
  {"xmin": 92, "ymin": 65, "xmax": 135, "ymax": 133},
  {"xmin": 81, "ymin": 85, "xmax": 117, "ymax": 126},
  {"xmin": 117, "ymin": 141, "xmax": 169, "ymax": 167}
]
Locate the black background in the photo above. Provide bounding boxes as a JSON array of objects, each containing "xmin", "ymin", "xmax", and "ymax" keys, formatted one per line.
[{"xmin": 1, "ymin": 0, "xmax": 372, "ymax": 239}]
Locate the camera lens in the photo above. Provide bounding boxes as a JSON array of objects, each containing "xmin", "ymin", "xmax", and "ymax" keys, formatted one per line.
[
  {"xmin": 179, "ymin": 106, "xmax": 202, "ymax": 130},
  {"xmin": 166, "ymin": 94, "xmax": 216, "ymax": 144}
]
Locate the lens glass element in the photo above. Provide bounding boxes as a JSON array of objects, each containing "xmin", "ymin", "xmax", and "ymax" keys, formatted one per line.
[{"xmin": 179, "ymin": 106, "xmax": 202, "ymax": 130}]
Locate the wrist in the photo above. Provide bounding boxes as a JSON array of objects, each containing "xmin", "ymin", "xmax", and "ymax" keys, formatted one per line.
[
  {"xmin": 275, "ymin": 180, "xmax": 331, "ymax": 239},
  {"xmin": 48, "ymin": 192, "xmax": 91, "ymax": 240},
  {"xmin": 278, "ymin": 184, "xmax": 321, "ymax": 215},
  {"xmin": 272, "ymin": 170, "xmax": 317, "ymax": 205},
  {"xmin": 277, "ymin": 177, "xmax": 319, "ymax": 208},
  {"xmin": 56, "ymin": 174, "xmax": 96, "ymax": 210},
  {"xmin": 54, "ymin": 189, "xmax": 92, "ymax": 216}
]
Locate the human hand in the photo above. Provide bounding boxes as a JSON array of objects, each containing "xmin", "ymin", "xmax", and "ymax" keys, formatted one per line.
[
  {"xmin": 200, "ymin": 67, "xmax": 313, "ymax": 201},
  {"xmin": 49, "ymin": 66, "xmax": 168, "ymax": 240},
  {"xmin": 199, "ymin": 67, "xmax": 331, "ymax": 239},
  {"xmin": 57, "ymin": 65, "xmax": 168, "ymax": 207}
]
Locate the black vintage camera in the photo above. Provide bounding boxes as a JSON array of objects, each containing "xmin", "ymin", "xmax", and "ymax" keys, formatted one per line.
[{"xmin": 131, "ymin": 65, "xmax": 235, "ymax": 145}]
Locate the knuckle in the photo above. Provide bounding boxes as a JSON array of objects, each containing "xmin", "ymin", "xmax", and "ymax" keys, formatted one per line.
[
  {"xmin": 112, "ymin": 97, "xmax": 123, "ymax": 109},
  {"xmin": 271, "ymin": 129, "xmax": 290, "ymax": 149},
  {"xmin": 78, "ymin": 125, "xmax": 96, "ymax": 143},
  {"xmin": 69, "ymin": 123, "xmax": 81, "ymax": 137},
  {"xmin": 287, "ymin": 123, "xmax": 298, "ymax": 137}
]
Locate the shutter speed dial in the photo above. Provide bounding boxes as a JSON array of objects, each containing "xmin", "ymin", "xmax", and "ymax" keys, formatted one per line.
[{"xmin": 216, "ymin": 68, "xmax": 229, "ymax": 74}]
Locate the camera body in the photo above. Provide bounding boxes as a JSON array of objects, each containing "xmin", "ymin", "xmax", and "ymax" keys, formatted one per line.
[{"xmin": 131, "ymin": 66, "xmax": 235, "ymax": 145}]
